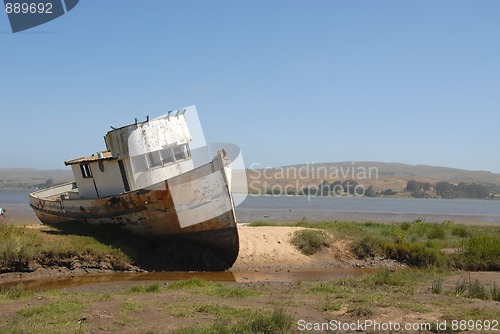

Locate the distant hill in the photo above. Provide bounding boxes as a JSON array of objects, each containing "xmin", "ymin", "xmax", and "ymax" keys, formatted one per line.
[
  {"xmin": 291, "ymin": 162, "xmax": 500, "ymax": 185},
  {"xmin": 2, "ymin": 162, "xmax": 499, "ymax": 194},
  {"xmin": 245, "ymin": 162, "xmax": 500, "ymax": 194},
  {"xmin": 0, "ymin": 168, "xmax": 73, "ymax": 189}
]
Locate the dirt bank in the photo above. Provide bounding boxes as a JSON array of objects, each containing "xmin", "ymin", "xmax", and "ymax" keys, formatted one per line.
[{"xmin": 233, "ymin": 226, "xmax": 402, "ymax": 270}]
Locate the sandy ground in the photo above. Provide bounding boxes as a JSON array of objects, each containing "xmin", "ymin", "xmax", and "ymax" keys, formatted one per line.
[
  {"xmin": 0, "ymin": 205, "xmax": 39, "ymax": 226},
  {"xmin": 233, "ymin": 226, "xmax": 314, "ymax": 269},
  {"xmin": 233, "ymin": 226, "xmax": 373, "ymax": 270}
]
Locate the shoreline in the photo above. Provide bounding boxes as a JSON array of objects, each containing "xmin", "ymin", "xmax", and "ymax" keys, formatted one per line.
[
  {"xmin": 237, "ymin": 210, "xmax": 500, "ymax": 226},
  {"xmin": 2, "ymin": 205, "xmax": 499, "ymax": 227}
]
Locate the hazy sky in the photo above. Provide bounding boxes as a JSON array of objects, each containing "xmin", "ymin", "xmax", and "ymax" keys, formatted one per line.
[{"xmin": 1, "ymin": 1, "xmax": 499, "ymax": 172}]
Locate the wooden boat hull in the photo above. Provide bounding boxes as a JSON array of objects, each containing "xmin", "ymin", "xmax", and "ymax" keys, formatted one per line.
[{"xmin": 29, "ymin": 153, "xmax": 239, "ymax": 270}]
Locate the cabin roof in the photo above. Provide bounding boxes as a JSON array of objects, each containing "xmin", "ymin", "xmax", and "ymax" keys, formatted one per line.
[
  {"xmin": 64, "ymin": 151, "xmax": 115, "ymax": 166},
  {"xmin": 106, "ymin": 108, "xmax": 187, "ymax": 135}
]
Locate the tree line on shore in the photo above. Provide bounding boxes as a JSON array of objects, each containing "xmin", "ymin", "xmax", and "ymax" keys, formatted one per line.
[
  {"xmin": 404, "ymin": 180, "xmax": 494, "ymax": 199},
  {"xmin": 264, "ymin": 179, "xmax": 496, "ymax": 199}
]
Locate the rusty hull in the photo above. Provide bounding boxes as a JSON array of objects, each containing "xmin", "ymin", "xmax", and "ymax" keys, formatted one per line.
[{"xmin": 29, "ymin": 152, "xmax": 239, "ymax": 269}]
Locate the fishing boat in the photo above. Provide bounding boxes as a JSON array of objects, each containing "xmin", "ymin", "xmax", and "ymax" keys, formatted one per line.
[{"xmin": 29, "ymin": 107, "xmax": 239, "ymax": 270}]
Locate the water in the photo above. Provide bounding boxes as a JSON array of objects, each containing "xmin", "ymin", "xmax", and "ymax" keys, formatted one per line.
[
  {"xmin": 0, "ymin": 268, "xmax": 377, "ymax": 292},
  {"xmin": 1, "ymin": 189, "xmax": 499, "ymax": 225},
  {"xmin": 235, "ymin": 195, "xmax": 500, "ymax": 224},
  {"xmin": 0, "ymin": 188, "xmax": 32, "ymax": 204}
]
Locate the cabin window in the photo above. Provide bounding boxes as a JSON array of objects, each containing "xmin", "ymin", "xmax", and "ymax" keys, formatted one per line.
[
  {"xmin": 160, "ymin": 148, "xmax": 174, "ymax": 164},
  {"xmin": 131, "ymin": 143, "xmax": 191, "ymax": 174},
  {"xmin": 80, "ymin": 164, "xmax": 93, "ymax": 178},
  {"xmin": 132, "ymin": 155, "xmax": 148, "ymax": 173},
  {"xmin": 147, "ymin": 151, "xmax": 162, "ymax": 168},
  {"xmin": 118, "ymin": 160, "xmax": 130, "ymax": 192},
  {"xmin": 173, "ymin": 145, "xmax": 186, "ymax": 161},
  {"xmin": 183, "ymin": 144, "xmax": 191, "ymax": 158}
]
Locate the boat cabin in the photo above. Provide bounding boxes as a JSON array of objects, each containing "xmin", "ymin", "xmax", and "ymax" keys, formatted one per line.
[{"xmin": 64, "ymin": 108, "xmax": 194, "ymax": 199}]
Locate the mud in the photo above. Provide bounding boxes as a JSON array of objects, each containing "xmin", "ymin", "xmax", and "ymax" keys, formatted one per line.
[{"xmin": 0, "ymin": 267, "xmax": 379, "ymax": 293}]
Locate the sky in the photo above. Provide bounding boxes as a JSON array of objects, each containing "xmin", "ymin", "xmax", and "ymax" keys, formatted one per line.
[{"xmin": 0, "ymin": 0, "xmax": 499, "ymax": 172}]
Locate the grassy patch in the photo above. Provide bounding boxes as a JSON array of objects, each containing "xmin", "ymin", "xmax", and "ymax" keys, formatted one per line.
[
  {"xmin": 171, "ymin": 308, "xmax": 294, "ymax": 334},
  {"xmin": 0, "ymin": 225, "xmax": 131, "ymax": 272},
  {"xmin": 309, "ymin": 282, "xmax": 342, "ymax": 294},
  {"xmin": 208, "ymin": 284, "xmax": 259, "ymax": 298},
  {"xmin": 0, "ymin": 283, "xmax": 33, "ymax": 300},
  {"xmin": 255, "ymin": 220, "xmax": 500, "ymax": 270},
  {"xmin": 352, "ymin": 235, "xmax": 384, "ymax": 258},
  {"xmin": 166, "ymin": 277, "xmax": 208, "ymax": 290},
  {"xmin": 453, "ymin": 279, "xmax": 495, "ymax": 300},
  {"xmin": 455, "ymin": 279, "xmax": 467, "ymax": 297},
  {"xmin": 194, "ymin": 303, "xmax": 248, "ymax": 320},
  {"xmin": 9, "ymin": 297, "xmax": 87, "ymax": 334},
  {"xmin": 125, "ymin": 283, "xmax": 161, "ymax": 294},
  {"xmin": 383, "ymin": 241, "xmax": 443, "ymax": 267},
  {"xmin": 361, "ymin": 269, "xmax": 415, "ymax": 287},
  {"xmin": 320, "ymin": 298, "xmax": 342, "ymax": 312},
  {"xmin": 491, "ymin": 283, "xmax": 500, "ymax": 301},
  {"xmin": 164, "ymin": 303, "xmax": 194, "ymax": 318},
  {"xmin": 165, "ymin": 277, "xmax": 259, "ymax": 298},
  {"xmin": 18, "ymin": 299, "xmax": 84, "ymax": 318},
  {"xmin": 467, "ymin": 280, "xmax": 488, "ymax": 300},
  {"xmin": 456, "ymin": 234, "xmax": 500, "ymax": 270},
  {"xmin": 120, "ymin": 301, "xmax": 143, "ymax": 312},
  {"xmin": 347, "ymin": 306, "xmax": 373, "ymax": 318},
  {"xmin": 431, "ymin": 278, "xmax": 443, "ymax": 294},
  {"xmin": 290, "ymin": 229, "xmax": 332, "ymax": 255}
]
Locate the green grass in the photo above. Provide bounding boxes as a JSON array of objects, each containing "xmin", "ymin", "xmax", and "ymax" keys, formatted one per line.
[
  {"xmin": 320, "ymin": 298, "xmax": 342, "ymax": 312},
  {"xmin": 194, "ymin": 303, "xmax": 248, "ymax": 320},
  {"xmin": 452, "ymin": 279, "xmax": 496, "ymax": 300},
  {"xmin": 352, "ymin": 235, "xmax": 384, "ymax": 258},
  {"xmin": 0, "ymin": 283, "xmax": 32, "ymax": 300},
  {"xmin": 0, "ymin": 225, "xmax": 131, "ymax": 272},
  {"xmin": 14, "ymin": 298, "xmax": 86, "ymax": 334},
  {"xmin": 457, "ymin": 234, "xmax": 500, "ymax": 270},
  {"xmin": 250, "ymin": 220, "xmax": 500, "ymax": 270},
  {"xmin": 431, "ymin": 278, "xmax": 443, "ymax": 294},
  {"xmin": 309, "ymin": 281, "xmax": 342, "ymax": 294},
  {"xmin": 308, "ymin": 269, "xmax": 438, "ymax": 299},
  {"xmin": 165, "ymin": 277, "xmax": 259, "ymax": 298},
  {"xmin": 467, "ymin": 280, "xmax": 488, "ymax": 300},
  {"xmin": 125, "ymin": 283, "xmax": 161, "ymax": 294},
  {"xmin": 452, "ymin": 225, "xmax": 469, "ymax": 238},
  {"xmin": 290, "ymin": 229, "xmax": 332, "ymax": 255},
  {"xmin": 18, "ymin": 301, "xmax": 82, "ymax": 318},
  {"xmin": 0, "ymin": 290, "xmax": 118, "ymax": 333},
  {"xmin": 491, "ymin": 283, "xmax": 500, "ymax": 301},
  {"xmin": 166, "ymin": 277, "xmax": 208, "ymax": 290},
  {"xmin": 347, "ymin": 306, "xmax": 373, "ymax": 318},
  {"xmin": 164, "ymin": 303, "xmax": 194, "ymax": 318},
  {"xmin": 208, "ymin": 284, "xmax": 259, "ymax": 298},
  {"xmin": 455, "ymin": 279, "xmax": 467, "ymax": 297},
  {"xmin": 120, "ymin": 301, "xmax": 143, "ymax": 312},
  {"xmin": 171, "ymin": 308, "xmax": 294, "ymax": 334}
]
